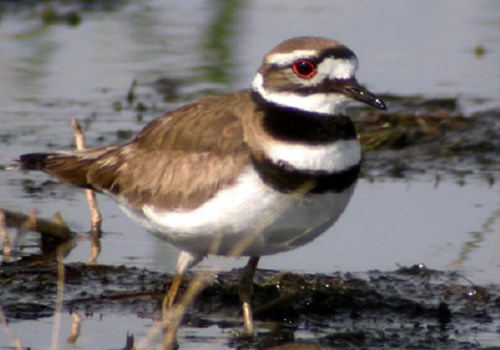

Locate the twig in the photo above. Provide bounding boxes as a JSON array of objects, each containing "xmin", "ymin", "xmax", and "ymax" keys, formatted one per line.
[
  {"xmin": 71, "ymin": 119, "xmax": 102, "ymax": 234},
  {"xmin": 88, "ymin": 229, "xmax": 102, "ymax": 265},
  {"xmin": 66, "ymin": 313, "xmax": 83, "ymax": 345},
  {"xmin": 0, "ymin": 211, "xmax": 12, "ymax": 261},
  {"xmin": 71, "ymin": 119, "xmax": 102, "ymax": 264},
  {"xmin": 51, "ymin": 241, "xmax": 74, "ymax": 350}
]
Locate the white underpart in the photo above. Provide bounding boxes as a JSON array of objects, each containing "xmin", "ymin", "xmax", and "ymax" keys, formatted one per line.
[
  {"xmin": 121, "ymin": 166, "xmax": 355, "ymax": 258},
  {"xmin": 264, "ymin": 138, "xmax": 361, "ymax": 172}
]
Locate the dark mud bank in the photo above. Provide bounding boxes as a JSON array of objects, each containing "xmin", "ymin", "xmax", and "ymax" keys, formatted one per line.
[{"xmin": 1, "ymin": 260, "xmax": 498, "ymax": 349}]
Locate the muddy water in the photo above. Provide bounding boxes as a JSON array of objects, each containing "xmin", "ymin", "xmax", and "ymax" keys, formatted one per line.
[{"xmin": 0, "ymin": 0, "xmax": 499, "ymax": 349}]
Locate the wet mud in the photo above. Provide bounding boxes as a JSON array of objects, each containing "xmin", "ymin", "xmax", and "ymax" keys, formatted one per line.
[{"xmin": 1, "ymin": 258, "xmax": 499, "ymax": 349}]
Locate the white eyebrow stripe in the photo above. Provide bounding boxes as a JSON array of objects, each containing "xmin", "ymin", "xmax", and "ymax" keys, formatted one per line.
[
  {"xmin": 318, "ymin": 58, "xmax": 358, "ymax": 80},
  {"xmin": 265, "ymin": 50, "xmax": 318, "ymax": 66}
]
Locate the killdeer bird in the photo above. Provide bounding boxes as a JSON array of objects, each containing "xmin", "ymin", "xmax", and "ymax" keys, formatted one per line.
[{"xmin": 16, "ymin": 36, "xmax": 386, "ymax": 335}]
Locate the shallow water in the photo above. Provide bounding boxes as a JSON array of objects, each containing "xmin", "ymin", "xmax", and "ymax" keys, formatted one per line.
[{"xmin": 0, "ymin": 0, "xmax": 499, "ymax": 349}]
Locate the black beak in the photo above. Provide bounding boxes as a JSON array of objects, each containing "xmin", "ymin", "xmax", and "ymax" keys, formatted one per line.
[{"xmin": 342, "ymin": 79, "xmax": 387, "ymax": 110}]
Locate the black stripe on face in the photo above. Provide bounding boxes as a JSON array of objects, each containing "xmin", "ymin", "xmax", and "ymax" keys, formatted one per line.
[
  {"xmin": 252, "ymin": 154, "xmax": 360, "ymax": 194},
  {"xmin": 254, "ymin": 94, "xmax": 357, "ymax": 144},
  {"xmin": 321, "ymin": 47, "xmax": 357, "ymax": 60},
  {"xmin": 277, "ymin": 78, "xmax": 355, "ymax": 96}
]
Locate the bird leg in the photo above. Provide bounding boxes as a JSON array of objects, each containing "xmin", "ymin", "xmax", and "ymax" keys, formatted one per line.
[
  {"xmin": 238, "ymin": 256, "xmax": 260, "ymax": 336},
  {"xmin": 162, "ymin": 273, "xmax": 183, "ymax": 319},
  {"xmin": 161, "ymin": 251, "xmax": 203, "ymax": 349},
  {"xmin": 161, "ymin": 251, "xmax": 202, "ymax": 323},
  {"xmin": 161, "ymin": 273, "xmax": 183, "ymax": 350}
]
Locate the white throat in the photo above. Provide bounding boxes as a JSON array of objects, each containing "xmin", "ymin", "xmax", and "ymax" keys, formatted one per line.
[{"xmin": 252, "ymin": 73, "xmax": 350, "ymax": 115}]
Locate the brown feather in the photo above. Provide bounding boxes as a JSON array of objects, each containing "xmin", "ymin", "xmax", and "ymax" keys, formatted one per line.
[{"xmin": 19, "ymin": 91, "xmax": 258, "ymax": 211}]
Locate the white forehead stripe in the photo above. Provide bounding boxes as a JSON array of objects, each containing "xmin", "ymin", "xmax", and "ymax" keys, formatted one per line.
[{"xmin": 265, "ymin": 50, "xmax": 318, "ymax": 66}]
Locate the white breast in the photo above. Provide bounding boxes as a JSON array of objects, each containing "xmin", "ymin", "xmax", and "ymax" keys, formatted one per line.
[
  {"xmin": 121, "ymin": 166, "xmax": 356, "ymax": 257},
  {"xmin": 263, "ymin": 138, "xmax": 361, "ymax": 172}
]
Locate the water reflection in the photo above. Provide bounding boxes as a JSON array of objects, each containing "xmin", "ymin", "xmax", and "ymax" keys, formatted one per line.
[
  {"xmin": 200, "ymin": 0, "xmax": 245, "ymax": 84},
  {"xmin": 449, "ymin": 204, "xmax": 500, "ymax": 273}
]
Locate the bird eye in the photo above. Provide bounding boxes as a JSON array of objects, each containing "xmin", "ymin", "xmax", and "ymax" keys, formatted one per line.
[{"xmin": 292, "ymin": 60, "xmax": 317, "ymax": 79}]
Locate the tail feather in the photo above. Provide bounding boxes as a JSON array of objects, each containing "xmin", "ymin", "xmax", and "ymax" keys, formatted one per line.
[
  {"xmin": 16, "ymin": 149, "xmax": 120, "ymax": 192},
  {"xmin": 18, "ymin": 153, "xmax": 56, "ymax": 171}
]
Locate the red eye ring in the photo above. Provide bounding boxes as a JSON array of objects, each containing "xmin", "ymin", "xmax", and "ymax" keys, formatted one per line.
[{"xmin": 292, "ymin": 60, "xmax": 317, "ymax": 79}]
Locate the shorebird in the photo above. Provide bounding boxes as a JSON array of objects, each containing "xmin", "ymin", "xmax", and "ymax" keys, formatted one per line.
[{"xmin": 16, "ymin": 36, "xmax": 386, "ymax": 335}]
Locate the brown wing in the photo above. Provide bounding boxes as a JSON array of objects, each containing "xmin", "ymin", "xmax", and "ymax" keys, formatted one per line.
[{"xmin": 20, "ymin": 91, "xmax": 254, "ymax": 211}]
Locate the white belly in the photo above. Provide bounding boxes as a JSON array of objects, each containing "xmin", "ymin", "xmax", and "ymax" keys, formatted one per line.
[{"xmin": 121, "ymin": 166, "xmax": 356, "ymax": 257}]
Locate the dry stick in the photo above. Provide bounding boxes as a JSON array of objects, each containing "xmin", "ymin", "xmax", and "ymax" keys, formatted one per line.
[
  {"xmin": 0, "ymin": 211, "xmax": 11, "ymax": 261},
  {"xmin": 50, "ymin": 240, "xmax": 76, "ymax": 350},
  {"xmin": 66, "ymin": 313, "xmax": 83, "ymax": 345},
  {"xmin": 133, "ymin": 180, "xmax": 317, "ymax": 350},
  {"xmin": 71, "ymin": 119, "xmax": 102, "ymax": 264}
]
